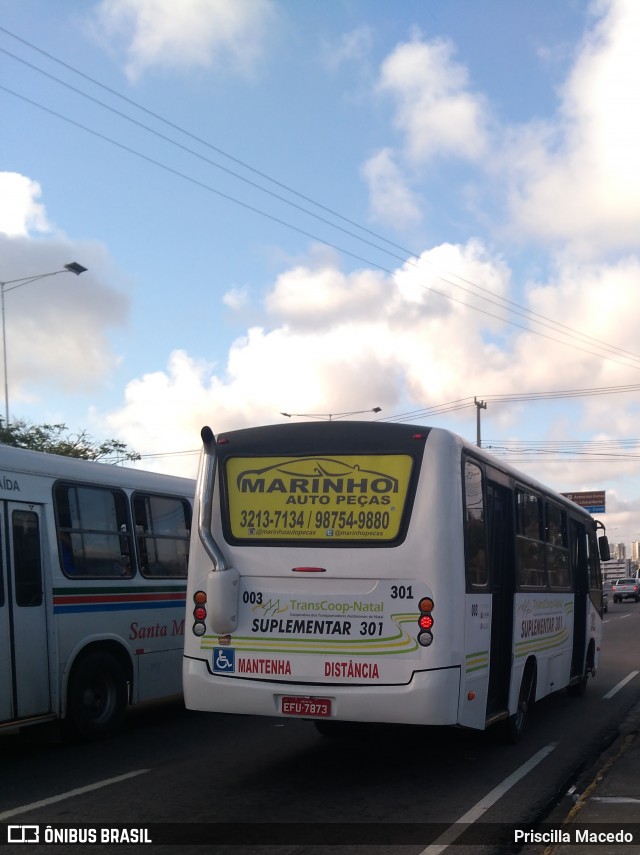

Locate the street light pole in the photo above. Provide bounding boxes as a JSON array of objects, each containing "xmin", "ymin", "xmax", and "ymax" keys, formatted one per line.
[
  {"xmin": 0, "ymin": 262, "xmax": 88, "ymax": 427},
  {"xmin": 1, "ymin": 282, "xmax": 8, "ymax": 431}
]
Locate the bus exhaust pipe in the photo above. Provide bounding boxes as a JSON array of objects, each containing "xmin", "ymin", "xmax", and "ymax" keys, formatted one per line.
[{"xmin": 199, "ymin": 426, "xmax": 239, "ymax": 633}]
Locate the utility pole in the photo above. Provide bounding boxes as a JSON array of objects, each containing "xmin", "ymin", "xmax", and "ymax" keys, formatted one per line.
[{"xmin": 474, "ymin": 397, "xmax": 487, "ymax": 447}]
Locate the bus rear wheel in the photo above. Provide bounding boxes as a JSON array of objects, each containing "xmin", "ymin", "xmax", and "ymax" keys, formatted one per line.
[
  {"xmin": 67, "ymin": 651, "xmax": 128, "ymax": 740},
  {"xmin": 503, "ymin": 664, "xmax": 535, "ymax": 743},
  {"xmin": 568, "ymin": 642, "xmax": 595, "ymax": 697}
]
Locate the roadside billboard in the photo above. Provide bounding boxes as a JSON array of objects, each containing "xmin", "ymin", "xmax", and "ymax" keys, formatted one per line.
[{"xmin": 561, "ymin": 490, "xmax": 606, "ymax": 513}]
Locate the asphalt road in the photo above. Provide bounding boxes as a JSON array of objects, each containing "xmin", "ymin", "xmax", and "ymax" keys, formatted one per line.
[{"xmin": 1, "ymin": 602, "xmax": 639, "ymax": 855}]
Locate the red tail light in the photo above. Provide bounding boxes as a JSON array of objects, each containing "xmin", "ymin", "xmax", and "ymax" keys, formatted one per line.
[
  {"xmin": 417, "ymin": 597, "xmax": 434, "ymax": 647},
  {"xmin": 192, "ymin": 590, "xmax": 207, "ymax": 637}
]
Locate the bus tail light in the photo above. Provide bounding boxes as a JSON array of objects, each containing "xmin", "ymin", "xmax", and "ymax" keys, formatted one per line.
[
  {"xmin": 193, "ymin": 590, "xmax": 207, "ymax": 636},
  {"xmin": 419, "ymin": 614, "xmax": 434, "ymax": 631},
  {"xmin": 417, "ymin": 596, "xmax": 434, "ymax": 647}
]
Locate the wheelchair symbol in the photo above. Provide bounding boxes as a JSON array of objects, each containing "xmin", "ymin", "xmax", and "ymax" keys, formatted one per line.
[{"xmin": 213, "ymin": 648, "xmax": 235, "ymax": 672}]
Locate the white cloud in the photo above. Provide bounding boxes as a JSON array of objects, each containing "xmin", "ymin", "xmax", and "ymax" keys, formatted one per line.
[
  {"xmin": 505, "ymin": 0, "xmax": 640, "ymax": 253},
  {"xmin": 0, "ymin": 173, "xmax": 51, "ymax": 237},
  {"xmin": 323, "ymin": 25, "xmax": 373, "ymax": 71},
  {"xmin": 361, "ymin": 148, "xmax": 423, "ymax": 229},
  {"xmin": 106, "ymin": 234, "xmax": 640, "ymax": 460},
  {"xmin": 103, "ymin": 233, "xmax": 640, "ymax": 548},
  {"xmin": 2, "ymin": 239, "xmax": 129, "ymax": 405},
  {"xmin": 107, "ymin": 241, "xmax": 515, "ymax": 452},
  {"xmin": 264, "ymin": 261, "xmax": 388, "ymax": 328},
  {"xmin": 222, "ymin": 285, "xmax": 251, "ymax": 311},
  {"xmin": 363, "ymin": 1, "xmax": 640, "ymax": 257},
  {"xmin": 361, "ymin": 33, "xmax": 490, "ymax": 229},
  {"xmin": 92, "ymin": 0, "xmax": 276, "ymax": 80},
  {"xmin": 376, "ymin": 35, "xmax": 490, "ymax": 164},
  {"xmin": 0, "ymin": 170, "xmax": 129, "ymax": 412},
  {"xmin": 106, "ymin": 350, "xmax": 216, "ymax": 475},
  {"xmin": 524, "ymin": 256, "xmax": 640, "ymax": 363}
]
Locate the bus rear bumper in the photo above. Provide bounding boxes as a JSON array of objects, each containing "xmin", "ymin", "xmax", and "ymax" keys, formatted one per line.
[{"xmin": 183, "ymin": 657, "xmax": 462, "ymax": 726}]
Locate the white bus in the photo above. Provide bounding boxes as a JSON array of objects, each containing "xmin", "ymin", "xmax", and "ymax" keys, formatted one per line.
[
  {"xmin": 1, "ymin": 445, "xmax": 194, "ymax": 739},
  {"xmin": 183, "ymin": 422, "xmax": 609, "ymax": 740}
]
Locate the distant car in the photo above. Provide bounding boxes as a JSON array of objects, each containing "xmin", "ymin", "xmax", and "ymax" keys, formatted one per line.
[{"xmin": 611, "ymin": 578, "xmax": 640, "ymax": 603}]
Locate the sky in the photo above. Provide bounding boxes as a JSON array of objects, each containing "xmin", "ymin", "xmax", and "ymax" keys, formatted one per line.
[{"xmin": 2, "ymin": 0, "xmax": 640, "ymax": 551}]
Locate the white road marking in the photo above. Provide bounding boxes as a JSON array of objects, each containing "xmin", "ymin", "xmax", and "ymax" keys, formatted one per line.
[
  {"xmin": 418, "ymin": 743, "xmax": 557, "ymax": 855},
  {"xmin": 592, "ymin": 796, "xmax": 640, "ymax": 803},
  {"xmin": 603, "ymin": 671, "xmax": 639, "ymax": 699},
  {"xmin": 0, "ymin": 769, "xmax": 149, "ymax": 820}
]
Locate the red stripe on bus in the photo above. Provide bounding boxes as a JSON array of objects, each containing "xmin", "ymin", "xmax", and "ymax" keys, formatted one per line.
[{"xmin": 53, "ymin": 592, "xmax": 185, "ymax": 605}]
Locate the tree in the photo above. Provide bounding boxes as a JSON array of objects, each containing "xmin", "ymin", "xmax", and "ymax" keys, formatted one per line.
[{"xmin": 0, "ymin": 419, "xmax": 141, "ymax": 462}]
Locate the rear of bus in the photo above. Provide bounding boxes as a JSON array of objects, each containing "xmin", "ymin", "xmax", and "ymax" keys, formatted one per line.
[{"xmin": 183, "ymin": 422, "xmax": 473, "ymax": 728}]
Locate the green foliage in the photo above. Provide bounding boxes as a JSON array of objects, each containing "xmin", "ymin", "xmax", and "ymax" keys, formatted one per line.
[{"xmin": 0, "ymin": 419, "xmax": 140, "ymax": 462}]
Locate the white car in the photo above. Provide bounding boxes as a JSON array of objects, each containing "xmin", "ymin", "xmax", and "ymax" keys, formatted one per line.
[{"xmin": 611, "ymin": 578, "xmax": 640, "ymax": 603}]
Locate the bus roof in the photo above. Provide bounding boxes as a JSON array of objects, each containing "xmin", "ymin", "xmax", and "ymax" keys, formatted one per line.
[{"xmin": 0, "ymin": 444, "xmax": 195, "ymax": 495}]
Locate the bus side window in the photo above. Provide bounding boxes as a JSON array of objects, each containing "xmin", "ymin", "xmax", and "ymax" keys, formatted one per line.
[
  {"xmin": 515, "ymin": 490, "xmax": 546, "ymax": 588},
  {"xmin": 133, "ymin": 493, "xmax": 191, "ymax": 578},
  {"xmin": 546, "ymin": 502, "xmax": 570, "ymax": 589},
  {"xmin": 54, "ymin": 483, "xmax": 134, "ymax": 578},
  {"xmin": 13, "ymin": 510, "xmax": 43, "ymax": 607},
  {"xmin": 464, "ymin": 460, "xmax": 488, "ymax": 587},
  {"xmin": 0, "ymin": 526, "xmax": 4, "ymax": 607}
]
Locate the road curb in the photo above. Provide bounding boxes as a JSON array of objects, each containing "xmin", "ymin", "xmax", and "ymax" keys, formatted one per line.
[{"xmin": 521, "ymin": 700, "xmax": 640, "ymax": 855}]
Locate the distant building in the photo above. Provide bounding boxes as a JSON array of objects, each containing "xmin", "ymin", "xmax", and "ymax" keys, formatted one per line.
[
  {"xmin": 602, "ymin": 556, "xmax": 629, "ymax": 582},
  {"xmin": 632, "ymin": 541, "xmax": 640, "ymax": 562},
  {"xmin": 615, "ymin": 542, "xmax": 626, "ymax": 560}
]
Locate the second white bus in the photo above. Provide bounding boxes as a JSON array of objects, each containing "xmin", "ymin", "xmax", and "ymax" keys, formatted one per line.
[
  {"xmin": 1, "ymin": 445, "xmax": 194, "ymax": 739},
  {"xmin": 183, "ymin": 422, "xmax": 609, "ymax": 740}
]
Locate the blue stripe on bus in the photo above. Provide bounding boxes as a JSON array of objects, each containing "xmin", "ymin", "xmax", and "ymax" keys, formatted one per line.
[{"xmin": 53, "ymin": 600, "xmax": 186, "ymax": 614}]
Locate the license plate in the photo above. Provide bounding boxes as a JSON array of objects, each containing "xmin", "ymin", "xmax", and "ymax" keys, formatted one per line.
[{"xmin": 281, "ymin": 696, "xmax": 331, "ymax": 717}]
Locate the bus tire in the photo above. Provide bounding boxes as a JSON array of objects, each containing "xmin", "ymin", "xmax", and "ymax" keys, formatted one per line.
[
  {"xmin": 568, "ymin": 641, "xmax": 594, "ymax": 697},
  {"xmin": 503, "ymin": 663, "xmax": 536, "ymax": 743},
  {"xmin": 67, "ymin": 651, "xmax": 128, "ymax": 740},
  {"xmin": 567, "ymin": 674, "xmax": 587, "ymax": 697}
]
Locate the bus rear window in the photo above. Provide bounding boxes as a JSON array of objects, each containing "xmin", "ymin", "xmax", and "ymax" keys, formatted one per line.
[{"xmin": 224, "ymin": 453, "xmax": 414, "ymax": 543}]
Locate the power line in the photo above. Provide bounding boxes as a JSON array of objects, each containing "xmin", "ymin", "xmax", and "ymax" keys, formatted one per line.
[
  {"xmin": 5, "ymin": 77, "xmax": 639, "ymax": 372},
  {"xmin": 486, "ymin": 446, "xmax": 640, "ymax": 462},
  {"xmin": 0, "ymin": 46, "xmax": 414, "ymax": 270},
  {"xmin": 5, "ymin": 31, "xmax": 637, "ymax": 365},
  {"xmin": 130, "ymin": 385, "xmax": 640, "ymax": 464},
  {"xmin": 0, "ymin": 27, "xmax": 405, "ymax": 257},
  {"xmin": 2, "ymin": 30, "xmax": 640, "ymax": 370},
  {"xmin": 380, "ymin": 382, "xmax": 640, "ymax": 423},
  {"xmin": 483, "ymin": 383, "xmax": 640, "ymax": 403}
]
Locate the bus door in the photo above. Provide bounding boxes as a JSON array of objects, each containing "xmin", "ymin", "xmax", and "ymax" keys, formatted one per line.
[
  {"xmin": 0, "ymin": 505, "xmax": 10, "ymax": 723},
  {"xmin": 486, "ymin": 481, "xmax": 514, "ymax": 714},
  {"xmin": 569, "ymin": 519, "xmax": 588, "ymax": 679},
  {"xmin": 0, "ymin": 502, "xmax": 51, "ymax": 723}
]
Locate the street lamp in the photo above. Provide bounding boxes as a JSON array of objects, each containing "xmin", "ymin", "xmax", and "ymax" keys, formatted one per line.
[
  {"xmin": 0, "ymin": 262, "xmax": 88, "ymax": 427},
  {"xmin": 280, "ymin": 407, "xmax": 381, "ymax": 421}
]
